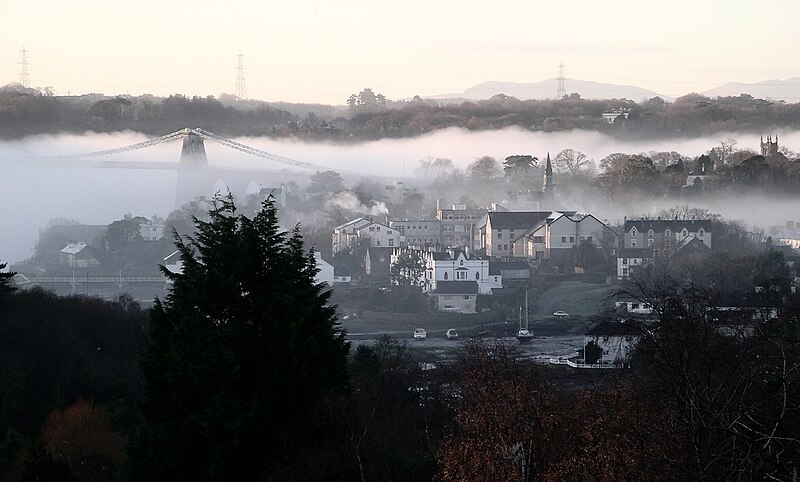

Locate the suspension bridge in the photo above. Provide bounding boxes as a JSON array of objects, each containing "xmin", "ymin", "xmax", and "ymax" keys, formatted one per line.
[
  {"xmin": 24, "ymin": 127, "xmax": 338, "ymax": 172},
  {"xmin": 13, "ymin": 127, "xmax": 355, "ymax": 206}
]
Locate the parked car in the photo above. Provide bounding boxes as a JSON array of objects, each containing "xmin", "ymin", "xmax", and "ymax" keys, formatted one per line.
[
  {"xmin": 413, "ymin": 328, "xmax": 427, "ymax": 339},
  {"xmin": 553, "ymin": 311, "xmax": 570, "ymax": 318},
  {"xmin": 445, "ymin": 328, "xmax": 459, "ymax": 340}
]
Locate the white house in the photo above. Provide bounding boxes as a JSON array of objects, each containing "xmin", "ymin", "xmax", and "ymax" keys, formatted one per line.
[
  {"xmin": 332, "ymin": 218, "xmax": 371, "ymax": 253},
  {"xmin": 392, "ymin": 247, "xmax": 501, "ymax": 295},
  {"xmin": 355, "ymin": 221, "xmax": 400, "ymax": 249},
  {"xmin": 484, "ymin": 211, "xmax": 614, "ymax": 264},
  {"xmin": 332, "ymin": 218, "xmax": 400, "ymax": 253},
  {"xmin": 139, "ymin": 219, "xmax": 166, "ymax": 241},
  {"xmin": 583, "ymin": 321, "xmax": 640, "ymax": 364},
  {"xmin": 515, "ymin": 212, "xmax": 615, "ymax": 264},
  {"xmin": 431, "ymin": 280, "xmax": 478, "ymax": 313},
  {"xmin": 163, "ymin": 250, "xmax": 183, "ymax": 275},
  {"xmin": 314, "ymin": 252, "xmax": 334, "ymax": 286},
  {"xmin": 59, "ymin": 242, "xmax": 100, "ymax": 268}
]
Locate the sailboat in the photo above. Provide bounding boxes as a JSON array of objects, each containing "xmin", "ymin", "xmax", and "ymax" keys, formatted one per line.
[{"xmin": 517, "ymin": 290, "xmax": 534, "ymax": 343}]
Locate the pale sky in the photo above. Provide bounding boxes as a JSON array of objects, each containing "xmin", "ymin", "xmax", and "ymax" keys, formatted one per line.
[{"xmin": 1, "ymin": 0, "xmax": 798, "ymax": 105}]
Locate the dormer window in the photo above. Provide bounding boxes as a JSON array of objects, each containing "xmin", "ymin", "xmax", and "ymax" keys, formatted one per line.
[
  {"xmin": 665, "ymin": 229, "xmax": 671, "ymax": 237},
  {"xmin": 648, "ymin": 229, "xmax": 654, "ymax": 238},
  {"xmin": 630, "ymin": 227, "xmax": 638, "ymax": 237},
  {"xmin": 459, "ymin": 260, "xmax": 464, "ymax": 266},
  {"xmin": 681, "ymin": 229, "xmax": 688, "ymax": 237},
  {"xmin": 699, "ymin": 229, "xmax": 704, "ymax": 238}
]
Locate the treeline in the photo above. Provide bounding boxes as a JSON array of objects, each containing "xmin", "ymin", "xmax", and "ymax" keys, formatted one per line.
[{"xmin": 3, "ymin": 82, "xmax": 800, "ymax": 141}]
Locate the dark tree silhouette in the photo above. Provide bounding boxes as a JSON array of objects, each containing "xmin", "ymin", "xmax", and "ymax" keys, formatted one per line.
[
  {"xmin": 0, "ymin": 259, "xmax": 15, "ymax": 300},
  {"xmin": 127, "ymin": 195, "xmax": 349, "ymax": 481}
]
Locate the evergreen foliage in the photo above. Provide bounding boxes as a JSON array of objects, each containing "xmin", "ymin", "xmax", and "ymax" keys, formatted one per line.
[
  {"xmin": 0, "ymin": 260, "xmax": 15, "ymax": 299},
  {"xmin": 127, "ymin": 195, "xmax": 349, "ymax": 481}
]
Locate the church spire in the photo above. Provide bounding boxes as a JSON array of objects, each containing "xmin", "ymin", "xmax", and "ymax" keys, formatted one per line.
[{"xmin": 543, "ymin": 152, "xmax": 554, "ymax": 194}]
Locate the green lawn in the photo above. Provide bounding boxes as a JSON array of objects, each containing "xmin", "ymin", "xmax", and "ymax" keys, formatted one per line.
[{"xmin": 536, "ymin": 280, "xmax": 615, "ymax": 318}]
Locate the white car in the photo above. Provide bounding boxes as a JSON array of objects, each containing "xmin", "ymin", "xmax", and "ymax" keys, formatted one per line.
[
  {"xmin": 413, "ymin": 328, "xmax": 427, "ymax": 339},
  {"xmin": 445, "ymin": 329, "xmax": 459, "ymax": 340},
  {"xmin": 553, "ymin": 311, "xmax": 570, "ymax": 318}
]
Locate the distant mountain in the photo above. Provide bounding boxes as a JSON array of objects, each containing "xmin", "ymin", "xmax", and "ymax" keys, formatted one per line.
[
  {"xmin": 701, "ymin": 77, "xmax": 800, "ymax": 102},
  {"xmin": 426, "ymin": 79, "xmax": 670, "ymax": 102}
]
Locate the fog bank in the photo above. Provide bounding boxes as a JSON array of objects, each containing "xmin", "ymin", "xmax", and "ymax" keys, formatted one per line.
[{"xmin": 1, "ymin": 128, "xmax": 798, "ymax": 263}]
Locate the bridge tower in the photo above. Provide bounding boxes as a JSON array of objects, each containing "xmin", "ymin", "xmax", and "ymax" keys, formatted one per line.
[
  {"xmin": 180, "ymin": 131, "xmax": 208, "ymax": 166},
  {"xmin": 176, "ymin": 131, "xmax": 215, "ymax": 207}
]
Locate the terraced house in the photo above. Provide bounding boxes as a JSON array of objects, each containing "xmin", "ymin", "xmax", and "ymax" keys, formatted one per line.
[{"xmin": 617, "ymin": 218, "xmax": 713, "ymax": 278}]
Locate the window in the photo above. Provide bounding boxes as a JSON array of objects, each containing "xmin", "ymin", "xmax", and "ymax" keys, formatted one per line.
[
  {"xmin": 630, "ymin": 227, "xmax": 638, "ymax": 236},
  {"xmin": 623, "ymin": 258, "xmax": 628, "ymax": 265},
  {"xmin": 648, "ymin": 229, "xmax": 654, "ymax": 238},
  {"xmin": 369, "ymin": 226, "xmax": 374, "ymax": 231},
  {"xmin": 647, "ymin": 239, "xmax": 654, "ymax": 247},
  {"xmin": 699, "ymin": 229, "xmax": 705, "ymax": 238},
  {"xmin": 377, "ymin": 226, "xmax": 381, "ymax": 231},
  {"xmin": 463, "ymin": 295, "xmax": 471, "ymax": 300},
  {"xmin": 497, "ymin": 232, "xmax": 502, "ymax": 239},
  {"xmin": 587, "ymin": 236, "xmax": 593, "ymax": 243},
  {"xmin": 682, "ymin": 229, "xmax": 688, "ymax": 237},
  {"xmin": 376, "ymin": 239, "xmax": 381, "ymax": 246},
  {"xmin": 569, "ymin": 236, "xmax": 575, "ymax": 243},
  {"xmin": 622, "ymin": 267, "xmax": 628, "ymax": 275},
  {"xmin": 665, "ymin": 229, "xmax": 671, "ymax": 237},
  {"xmin": 457, "ymin": 271, "xmax": 466, "ymax": 280},
  {"xmin": 459, "ymin": 260, "xmax": 464, "ymax": 266},
  {"xmin": 388, "ymin": 239, "xmax": 394, "ymax": 247},
  {"xmin": 533, "ymin": 236, "xmax": 544, "ymax": 243},
  {"xmin": 387, "ymin": 230, "xmax": 391, "ymax": 234},
  {"xmin": 476, "ymin": 272, "xmax": 480, "ymax": 280},
  {"xmin": 561, "ymin": 236, "xmax": 567, "ymax": 243},
  {"xmin": 631, "ymin": 238, "xmax": 637, "ymax": 247},
  {"xmin": 443, "ymin": 295, "xmax": 453, "ymax": 301},
  {"xmin": 444, "ymin": 272, "xmax": 448, "ymax": 280}
]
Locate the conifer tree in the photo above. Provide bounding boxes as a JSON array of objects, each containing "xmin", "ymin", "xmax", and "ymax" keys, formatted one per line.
[
  {"xmin": 127, "ymin": 195, "xmax": 349, "ymax": 481},
  {"xmin": 0, "ymin": 260, "xmax": 16, "ymax": 299}
]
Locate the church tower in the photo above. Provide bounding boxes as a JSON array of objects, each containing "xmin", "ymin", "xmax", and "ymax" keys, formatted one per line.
[
  {"xmin": 761, "ymin": 135, "xmax": 779, "ymax": 157},
  {"xmin": 543, "ymin": 152, "xmax": 554, "ymax": 195}
]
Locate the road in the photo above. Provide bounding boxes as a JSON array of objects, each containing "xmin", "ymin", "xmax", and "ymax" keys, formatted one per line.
[{"xmin": 342, "ymin": 314, "xmax": 584, "ymax": 360}]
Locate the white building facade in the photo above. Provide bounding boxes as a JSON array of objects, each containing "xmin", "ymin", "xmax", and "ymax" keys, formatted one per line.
[{"xmin": 391, "ymin": 247, "xmax": 501, "ymax": 295}]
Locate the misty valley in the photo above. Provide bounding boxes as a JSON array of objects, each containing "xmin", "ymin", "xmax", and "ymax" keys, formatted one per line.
[{"xmin": 2, "ymin": 91, "xmax": 800, "ymax": 481}]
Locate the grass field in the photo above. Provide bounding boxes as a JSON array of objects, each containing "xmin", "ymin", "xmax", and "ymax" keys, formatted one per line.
[{"xmin": 535, "ymin": 280, "xmax": 616, "ymax": 318}]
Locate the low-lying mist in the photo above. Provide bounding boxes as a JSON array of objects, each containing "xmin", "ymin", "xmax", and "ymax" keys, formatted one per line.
[{"xmin": 1, "ymin": 128, "xmax": 798, "ymax": 263}]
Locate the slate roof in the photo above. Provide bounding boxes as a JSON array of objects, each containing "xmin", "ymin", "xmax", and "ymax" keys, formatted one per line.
[
  {"xmin": 487, "ymin": 211, "xmax": 552, "ymax": 230},
  {"xmin": 334, "ymin": 217, "xmax": 367, "ymax": 231},
  {"xmin": 624, "ymin": 219, "xmax": 712, "ymax": 233},
  {"xmin": 434, "ymin": 281, "xmax": 479, "ymax": 295},
  {"xmin": 60, "ymin": 242, "xmax": 89, "ymax": 255}
]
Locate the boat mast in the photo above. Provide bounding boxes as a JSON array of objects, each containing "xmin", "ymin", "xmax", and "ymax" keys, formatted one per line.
[{"xmin": 524, "ymin": 290, "xmax": 529, "ymax": 330}]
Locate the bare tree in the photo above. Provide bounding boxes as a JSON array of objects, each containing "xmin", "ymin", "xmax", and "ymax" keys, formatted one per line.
[
  {"xmin": 615, "ymin": 261, "xmax": 800, "ymax": 481},
  {"xmin": 554, "ymin": 149, "xmax": 592, "ymax": 174}
]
